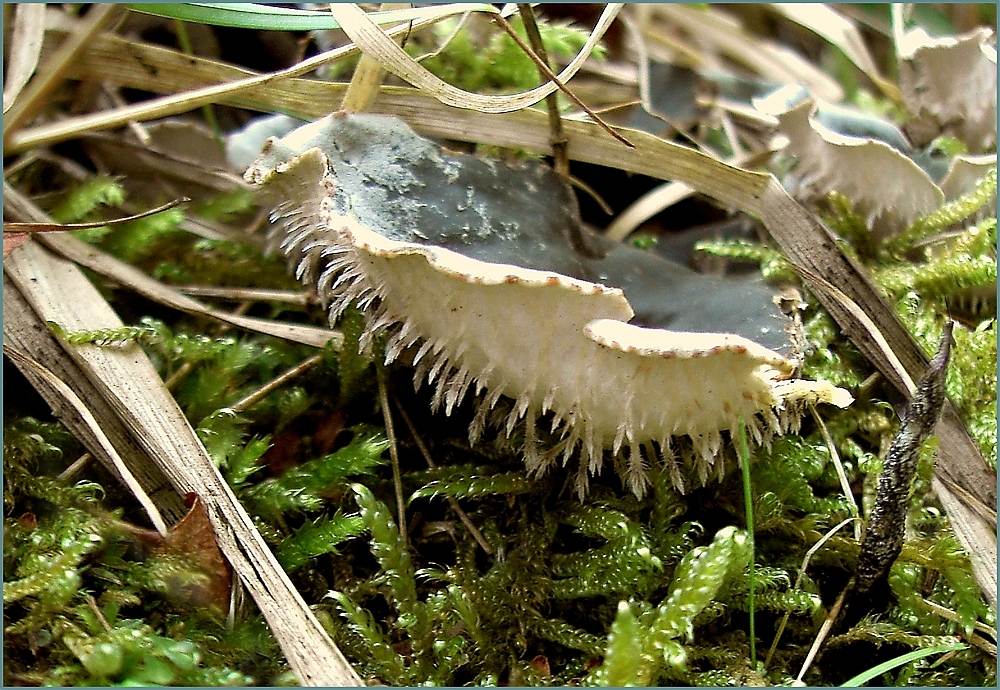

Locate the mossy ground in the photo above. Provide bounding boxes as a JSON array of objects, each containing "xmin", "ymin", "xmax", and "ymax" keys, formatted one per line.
[{"xmin": 4, "ymin": 5, "xmax": 996, "ymax": 687}]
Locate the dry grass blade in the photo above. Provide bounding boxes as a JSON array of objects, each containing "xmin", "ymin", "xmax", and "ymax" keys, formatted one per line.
[
  {"xmin": 797, "ymin": 588, "xmax": 849, "ymax": 682},
  {"xmin": 3, "ymin": 4, "xmax": 120, "ymax": 136},
  {"xmin": 4, "ymin": 239, "xmax": 361, "ymax": 687},
  {"xmin": 40, "ymin": 231, "xmax": 341, "ymax": 349},
  {"xmin": 810, "ymin": 405, "xmax": 861, "ymax": 540},
  {"xmin": 3, "ymin": 344, "xmax": 169, "ymax": 536},
  {"xmin": 5, "ymin": 3, "xmax": 508, "ymax": 154},
  {"xmin": 3, "ymin": 184, "xmax": 338, "ymax": 345},
  {"xmin": 931, "ymin": 476, "xmax": 998, "ymax": 606},
  {"xmin": 229, "ymin": 353, "xmax": 323, "ymax": 414},
  {"xmin": 4, "ymin": 276, "xmax": 187, "ymax": 523},
  {"xmin": 768, "ymin": 3, "xmax": 901, "ymax": 101},
  {"xmin": 3, "ymin": 4, "xmax": 47, "ymax": 113},
  {"xmin": 174, "ymin": 286, "xmax": 311, "ymax": 305},
  {"xmin": 328, "ymin": 3, "xmax": 621, "ymax": 114}
]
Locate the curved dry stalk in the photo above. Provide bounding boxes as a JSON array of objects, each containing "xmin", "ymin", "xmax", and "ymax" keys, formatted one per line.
[
  {"xmin": 4, "ymin": 344, "xmax": 169, "ymax": 536},
  {"xmin": 764, "ymin": 516, "xmax": 858, "ymax": 669},
  {"xmin": 810, "ymin": 404, "xmax": 861, "ymax": 540},
  {"xmin": 376, "ymin": 366, "xmax": 409, "ymax": 549},
  {"xmin": 330, "ymin": 2, "xmax": 627, "ymax": 144},
  {"xmin": 796, "ymin": 587, "xmax": 848, "ymax": 683}
]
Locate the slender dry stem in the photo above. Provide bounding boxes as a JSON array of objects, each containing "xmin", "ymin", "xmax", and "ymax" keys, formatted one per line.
[
  {"xmin": 490, "ymin": 12, "xmax": 633, "ymax": 148},
  {"xmin": 810, "ymin": 404, "xmax": 861, "ymax": 540},
  {"xmin": 376, "ymin": 366, "xmax": 409, "ymax": 549},
  {"xmin": 395, "ymin": 401, "xmax": 494, "ymax": 555},
  {"xmin": 517, "ymin": 4, "xmax": 569, "ymax": 176},
  {"xmin": 229, "ymin": 354, "xmax": 322, "ymax": 414}
]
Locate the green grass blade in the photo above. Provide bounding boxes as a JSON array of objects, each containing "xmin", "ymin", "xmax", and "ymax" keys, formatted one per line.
[
  {"xmin": 736, "ymin": 418, "xmax": 757, "ymax": 667},
  {"xmin": 128, "ymin": 4, "xmax": 345, "ymax": 31},
  {"xmin": 127, "ymin": 3, "xmax": 499, "ymax": 32},
  {"xmin": 839, "ymin": 642, "xmax": 967, "ymax": 687}
]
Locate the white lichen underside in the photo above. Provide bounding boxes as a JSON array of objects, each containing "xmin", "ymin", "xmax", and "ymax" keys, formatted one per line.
[
  {"xmin": 248, "ymin": 122, "xmax": 851, "ymax": 496},
  {"xmin": 755, "ymin": 89, "xmax": 944, "ymax": 231}
]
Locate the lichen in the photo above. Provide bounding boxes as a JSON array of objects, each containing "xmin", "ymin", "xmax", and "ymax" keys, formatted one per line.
[{"xmin": 247, "ymin": 113, "xmax": 851, "ymax": 497}]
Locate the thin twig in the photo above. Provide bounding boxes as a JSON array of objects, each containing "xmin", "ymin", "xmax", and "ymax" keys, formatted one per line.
[
  {"xmin": 490, "ymin": 12, "xmax": 634, "ymax": 149},
  {"xmin": 797, "ymin": 587, "xmax": 849, "ymax": 683},
  {"xmin": 517, "ymin": 4, "xmax": 569, "ymax": 177},
  {"xmin": 764, "ymin": 517, "xmax": 859, "ymax": 669},
  {"xmin": 4, "ymin": 198, "xmax": 188, "ymax": 233},
  {"xmin": 920, "ymin": 599, "xmax": 997, "ymax": 653},
  {"xmin": 229, "ymin": 354, "xmax": 322, "ymax": 414},
  {"xmin": 174, "ymin": 285, "xmax": 312, "ymax": 306},
  {"xmin": 85, "ymin": 593, "xmax": 113, "ymax": 633},
  {"xmin": 58, "ymin": 452, "xmax": 93, "ymax": 482},
  {"xmin": 102, "ymin": 84, "xmax": 151, "ymax": 146},
  {"xmin": 567, "ymin": 174, "xmax": 614, "ymax": 216},
  {"xmin": 376, "ymin": 366, "xmax": 408, "ymax": 549},
  {"xmin": 395, "ymin": 401, "xmax": 494, "ymax": 555},
  {"xmin": 856, "ymin": 371, "xmax": 882, "ymax": 399},
  {"xmin": 810, "ymin": 404, "xmax": 862, "ymax": 540},
  {"xmin": 163, "ymin": 361, "xmax": 194, "ymax": 391}
]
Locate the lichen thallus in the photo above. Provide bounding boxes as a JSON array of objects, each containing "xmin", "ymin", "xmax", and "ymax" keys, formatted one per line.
[{"xmin": 246, "ymin": 113, "xmax": 852, "ymax": 497}]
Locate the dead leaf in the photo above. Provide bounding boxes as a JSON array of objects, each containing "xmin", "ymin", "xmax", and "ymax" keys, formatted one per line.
[
  {"xmin": 158, "ymin": 494, "xmax": 232, "ymax": 615},
  {"xmin": 4, "ymin": 233, "xmax": 33, "ymax": 258},
  {"xmin": 530, "ymin": 655, "xmax": 552, "ymax": 678},
  {"xmin": 313, "ymin": 410, "xmax": 348, "ymax": 456}
]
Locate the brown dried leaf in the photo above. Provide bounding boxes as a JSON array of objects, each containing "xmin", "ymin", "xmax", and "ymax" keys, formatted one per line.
[
  {"xmin": 4, "ymin": 232, "xmax": 32, "ymax": 258},
  {"xmin": 159, "ymin": 494, "xmax": 232, "ymax": 615}
]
